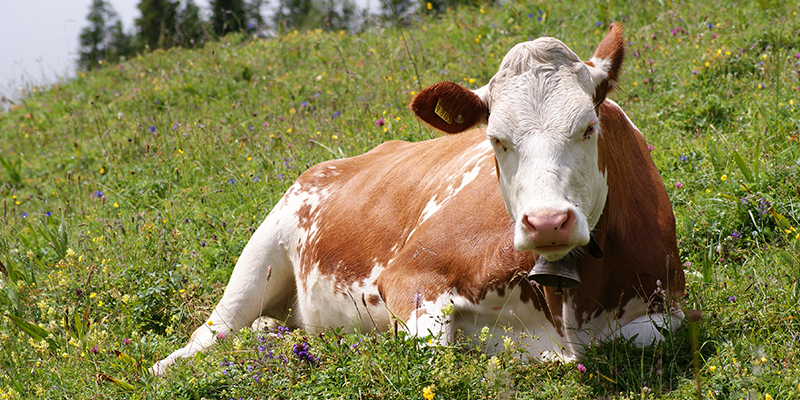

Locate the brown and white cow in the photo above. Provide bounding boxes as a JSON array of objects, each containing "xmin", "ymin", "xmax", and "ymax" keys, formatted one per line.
[{"xmin": 151, "ymin": 23, "xmax": 685, "ymax": 375}]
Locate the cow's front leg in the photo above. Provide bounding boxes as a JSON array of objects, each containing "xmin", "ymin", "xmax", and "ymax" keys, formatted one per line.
[
  {"xmin": 403, "ymin": 292, "xmax": 456, "ymax": 345},
  {"xmin": 150, "ymin": 208, "xmax": 296, "ymax": 376}
]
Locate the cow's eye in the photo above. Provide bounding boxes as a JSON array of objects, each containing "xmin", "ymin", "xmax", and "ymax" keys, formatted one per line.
[
  {"xmin": 490, "ymin": 137, "xmax": 507, "ymax": 151},
  {"xmin": 583, "ymin": 124, "xmax": 596, "ymax": 140}
]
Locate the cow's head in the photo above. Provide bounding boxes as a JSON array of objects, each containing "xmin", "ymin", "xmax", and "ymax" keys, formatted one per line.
[{"xmin": 411, "ymin": 23, "xmax": 625, "ymax": 262}]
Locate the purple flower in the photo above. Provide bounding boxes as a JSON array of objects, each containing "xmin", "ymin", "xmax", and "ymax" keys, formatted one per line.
[
  {"xmin": 577, "ymin": 364, "xmax": 587, "ymax": 373},
  {"xmin": 332, "ymin": 111, "xmax": 342, "ymax": 118},
  {"xmin": 95, "ymin": 191, "xmax": 104, "ymax": 198},
  {"xmin": 292, "ymin": 342, "xmax": 317, "ymax": 364},
  {"xmin": 675, "ymin": 182, "xmax": 683, "ymax": 189},
  {"xmin": 123, "ymin": 338, "xmax": 131, "ymax": 345},
  {"xmin": 217, "ymin": 332, "xmax": 226, "ymax": 340},
  {"xmin": 229, "ymin": 179, "xmax": 236, "ymax": 185},
  {"xmin": 375, "ymin": 117, "xmax": 385, "ymax": 127},
  {"xmin": 45, "ymin": 211, "xmax": 53, "ymax": 217},
  {"xmin": 21, "ymin": 212, "xmax": 28, "ymax": 218},
  {"xmin": 595, "ymin": 21, "xmax": 602, "ymax": 27},
  {"xmin": 728, "ymin": 296, "xmax": 736, "ymax": 302},
  {"xmin": 149, "ymin": 126, "xmax": 156, "ymax": 133},
  {"xmin": 795, "ymin": 53, "xmax": 800, "ymax": 60},
  {"xmin": 647, "ymin": 144, "xmax": 655, "ymax": 152},
  {"xmin": 301, "ymin": 101, "xmax": 308, "ymax": 107},
  {"xmin": 91, "ymin": 345, "xmax": 99, "ymax": 354},
  {"xmin": 201, "ymin": 240, "xmax": 206, "ymax": 247},
  {"xmin": 679, "ymin": 155, "xmax": 687, "ymax": 162},
  {"xmin": 730, "ymin": 231, "xmax": 742, "ymax": 240},
  {"xmin": 757, "ymin": 198, "xmax": 771, "ymax": 215}
]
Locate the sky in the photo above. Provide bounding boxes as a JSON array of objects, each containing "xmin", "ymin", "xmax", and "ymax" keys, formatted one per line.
[{"xmin": 0, "ymin": 0, "xmax": 211, "ymax": 100}]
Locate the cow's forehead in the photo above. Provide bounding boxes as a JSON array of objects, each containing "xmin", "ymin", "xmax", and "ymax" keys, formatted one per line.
[{"xmin": 486, "ymin": 37, "xmax": 597, "ymax": 116}]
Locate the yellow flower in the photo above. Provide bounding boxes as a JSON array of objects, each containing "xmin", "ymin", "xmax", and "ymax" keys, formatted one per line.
[
  {"xmin": 720, "ymin": 174, "xmax": 727, "ymax": 181},
  {"xmin": 765, "ymin": 394, "xmax": 772, "ymax": 400},
  {"xmin": 89, "ymin": 292, "xmax": 97, "ymax": 299},
  {"xmin": 208, "ymin": 320, "xmax": 214, "ymax": 326},
  {"xmin": 422, "ymin": 385, "xmax": 435, "ymax": 400},
  {"xmin": 332, "ymin": 135, "xmax": 339, "ymax": 140},
  {"xmin": 113, "ymin": 203, "xmax": 119, "ymax": 208},
  {"xmin": 426, "ymin": 2, "xmax": 431, "ymax": 9},
  {"xmin": 709, "ymin": 365, "xmax": 716, "ymax": 372}
]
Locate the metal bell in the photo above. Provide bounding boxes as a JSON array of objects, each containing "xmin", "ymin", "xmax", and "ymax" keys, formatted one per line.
[{"xmin": 527, "ymin": 257, "xmax": 582, "ymax": 295}]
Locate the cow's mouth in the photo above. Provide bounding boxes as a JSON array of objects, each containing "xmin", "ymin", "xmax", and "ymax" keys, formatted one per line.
[{"xmin": 534, "ymin": 244, "xmax": 571, "ymax": 253}]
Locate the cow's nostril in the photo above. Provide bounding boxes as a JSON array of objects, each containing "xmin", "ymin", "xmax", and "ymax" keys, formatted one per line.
[{"xmin": 525, "ymin": 209, "xmax": 575, "ymax": 248}]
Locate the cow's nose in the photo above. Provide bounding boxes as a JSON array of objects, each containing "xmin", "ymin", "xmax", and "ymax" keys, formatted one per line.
[{"xmin": 523, "ymin": 209, "xmax": 575, "ymax": 248}]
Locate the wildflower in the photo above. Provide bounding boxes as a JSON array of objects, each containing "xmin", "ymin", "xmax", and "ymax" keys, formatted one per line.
[
  {"xmin": 720, "ymin": 174, "xmax": 727, "ymax": 181},
  {"xmin": 647, "ymin": 144, "xmax": 655, "ymax": 152},
  {"xmin": 21, "ymin": 212, "xmax": 28, "ymax": 218},
  {"xmin": 45, "ymin": 211, "xmax": 52, "ymax": 217},
  {"xmin": 708, "ymin": 365, "xmax": 716, "ymax": 372},
  {"xmin": 217, "ymin": 332, "xmax": 226, "ymax": 340},
  {"xmin": 679, "ymin": 155, "xmax": 687, "ymax": 162},
  {"xmin": 675, "ymin": 182, "xmax": 683, "ymax": 189},
  {"xmin": 332, "ymin": 111, "xmax": 342, "ymax": 118},
  {"xmin": 123, "ymin": 338, "xmax": 130, "ymax": 345},
  {"xmin": 90, "ymin": 345, "xmax": 98, "ymax": 354},
  {"xmin": 292, "ymin": 342, "xmax": 317, "ymax": 364},
  {"xmin": 149, "ymin": 126, "xmax": 156, "ymax": 133},
  {"xmin": 757, "ymin": 198, "xmax": 771, "ymax": 215},
  {"xmin": 595, "ymin": 21, "xmax": 602, "ymax": 27},
  {"xmin": 765, "ymin": 394, "xmax": 773, "ymax": 400},
  {"xmin": 95, "ymin": 191, "xmax": 104, "ymax": 198},
  {"xmin": 730, "ymin": 231, "xmax": 741, "ymax": 240},
  {"xmin": 577, "ymin": 364, "xmax": 587, "ymax": 373},
  {"xmin": 229, "ymin": 179, "xmax": 236, "ymax": 185},
  {"xmin": 728, "ymin": 296, "xmax": 736, "ymax": 302},
  {"xmin": 375, "ymin": 117, "xmax": 385, "ymax": 127},
  {"xmin": 422, "ymin": 385, "xmax": 435, "ymax": 400}
]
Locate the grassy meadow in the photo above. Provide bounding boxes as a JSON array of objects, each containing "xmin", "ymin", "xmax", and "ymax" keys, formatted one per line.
[{"xmin": 1, "ymin": 0, "xmax": 800, "ymax": 398}]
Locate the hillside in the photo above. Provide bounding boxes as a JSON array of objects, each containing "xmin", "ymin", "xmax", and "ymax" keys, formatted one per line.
[{"xmin": 1, "ymin": 1, "xmax": 799, "ymax": 398}]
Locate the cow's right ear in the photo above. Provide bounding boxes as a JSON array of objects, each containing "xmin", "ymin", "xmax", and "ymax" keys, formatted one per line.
[{"xmin": 410, "ymin": 81, "xmax": 488, "ymax": 134}]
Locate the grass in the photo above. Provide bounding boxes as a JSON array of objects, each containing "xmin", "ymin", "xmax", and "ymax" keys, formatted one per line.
[{"xmin": 1, "ymin": 0, "xmax": 799, "ymax": 398}]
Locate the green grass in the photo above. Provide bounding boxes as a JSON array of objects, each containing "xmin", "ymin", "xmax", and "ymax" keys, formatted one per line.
[{"xmin": 1, "ymin": 1, "xmax": 799, "ymax": 398}]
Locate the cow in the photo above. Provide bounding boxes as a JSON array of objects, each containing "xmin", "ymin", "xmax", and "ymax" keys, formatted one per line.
[{"xmin": 151, "ymin": 23, "xmax": 685, "ymax": 375}]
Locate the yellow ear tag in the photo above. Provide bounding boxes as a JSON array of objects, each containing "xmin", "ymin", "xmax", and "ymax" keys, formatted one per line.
[{"xmin": 434, "ymin": 99, "xmax": 453, "ymax": 124}]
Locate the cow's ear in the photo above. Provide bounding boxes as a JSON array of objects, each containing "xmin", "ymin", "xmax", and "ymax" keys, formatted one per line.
[
  {"xmin": 585, "ymin": 22, "xmax": 625, "ymax": 105},
  {"xmin": 410, "ymin": 81, "xmax": 488, "ymax": 134}
]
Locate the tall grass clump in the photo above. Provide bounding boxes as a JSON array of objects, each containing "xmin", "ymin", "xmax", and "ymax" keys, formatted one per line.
[{"xmin": 1, "ymin": 1, "xmax": 799, "ymax": 398}]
